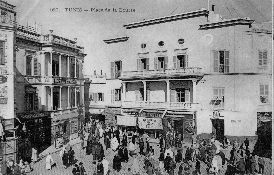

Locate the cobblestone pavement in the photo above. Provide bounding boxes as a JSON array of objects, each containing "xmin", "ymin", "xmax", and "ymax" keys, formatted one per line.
[{"xmin": 29, "ymin": 142, "xmax": 272, "ymax": 175}]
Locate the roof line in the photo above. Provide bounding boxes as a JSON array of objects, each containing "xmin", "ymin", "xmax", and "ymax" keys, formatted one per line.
[
  {"xmin": 123, "ymin": 8, "xmax": 208, "ymax": 29},
  {"xmin": 103, "ymin": 36, "xmax": 129, "ymax": 44}
]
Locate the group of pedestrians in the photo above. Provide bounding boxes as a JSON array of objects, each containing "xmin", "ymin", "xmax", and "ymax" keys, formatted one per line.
[{"xmin": 60, "ymin": 144, "xmax": 76, "ymax": 169}]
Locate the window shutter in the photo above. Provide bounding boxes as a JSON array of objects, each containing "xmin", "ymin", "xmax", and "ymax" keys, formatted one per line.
[
  {"xmin": 213, "ymin": 51, "xmax": 218, "ymax": 72},
  {"xmin": 263, "ymin": 51, "xmax": 267, "ymax": 65},
  {"xmin": 33, "ymin": 56, "xmax": 38, "ymax": 75},
  {"xmin": 137, "ymin": 59, "xmax": 140, "ymax": 71},
  {"xmin": 173, "ymin": 56, "xmax": 177, "ymax": 69},
  {"xmin": 90, "ymin": 93, "xmax": 93, "ymax": 101},
  {"xmin": 94, "ymin": 93, "xmax": 98, "ymax": 102},
  {"xmin": 38, "ymin": 63, "xmax": 41, "ymax": 76},
  {"xmin": 164, "ymin": 57, "xmax": 168, "ymax": 70},
  {"xmin": 111, "ymin": 62, "xmax": 114, "ymax": 78},
  {"xmin": 170, "ymin": 90, "xmax": 176, "ymax": 102},
  {"xmin": 146, "ymin": 90, "xmax": 150, "ymax": 101},
  {"xmin": 102, "ymin": 93, "xmax": 104, "ymax": 101},
  {"xmin": 265, "ymin": 85, "xmax": 269, "ymax": 95},
  {"xmin": 185, "ymin": 89, "xmax": 190, "ymax": 103},
  {"xmin": 45, "ymin": 57, "xmax": 48, "ymax": 76},
  {"xmin": 224, "ymin": 51, "xmax": 229, "ymax": 73},
  {"xmin": 185, "ymin": 55, "xmax": 188, "ymax": 68},
  {"xmin": 34, "ymin": 92, "xmax": 39, "ymax": 110},
  {"xmin": 146, "ymin": 58, "xmax": 149, "ymax": 71},
  {"xmin": 154, "ymin": 57, "xmax": 158, "ymax": 70},
  {"xmin": 119, "ymin": 61, "xmax": 122, "ymax": 71},
  {"xmin": 135, "ymin": 90, "xmax": 139, "ymax": 101},
  {"xmin": 259, "ymin": 51, "xmax": 263, "ymax": 66},
  {"xmin": 111, "ymin": 89, "xmax": 114, "ymax": 103}
]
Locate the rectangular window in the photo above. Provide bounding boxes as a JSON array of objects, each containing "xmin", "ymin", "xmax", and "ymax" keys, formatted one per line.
[
  {"xmin": 154, "ymin": 57, "xmax": 168, "ymax": 70},
  {"xmin": 137, "ymin": 58, "xmax": 149, "ymax": 71},
  {"xmin": 177, "ymin": 55, "xmax": 188, "ymax": 68},
  {"xmin": 174, "ymin": 88, "xmax": 190, "ymax": 102},
  {"xmin": 115, "ymin": 89, "xmax": 121, "ymax": 101},
  {"xmin": 26, "ymin": 55, "xmax": 32, "ymax": 75},
  {"xmin": 260, "ymin": 84, "xmax": 269, "ymax": 103},
  {"xmin": 98, "ymin": 93, "xmax": 104, "ymax": 101},
  {"xmin": 26, "ymin": 93, "xmax": 34, "ymax": 111},
  {"xmin": 52, "ymin": 58, "xmax": 59, "ymax": 77},
  {"xmin": 213, "ymin": 50, "xmax": 229, "ymax": 73},
  {"xmin": 111, "ymin": 61, "xmax": 122, "ymax": 79},
  {"xmin": 0, "ymin": 41, "xmax": 4, "ymax": 65},
  {"xmin": 259, "ymin": 50, "xmax": 267, "ymax": 66},
  {"xmin": 212, "ymin": 87, "xmax": 225, "ymax": 109}
]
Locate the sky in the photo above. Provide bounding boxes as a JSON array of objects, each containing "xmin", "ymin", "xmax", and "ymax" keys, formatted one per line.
[{"xmin": 8, "ymin": 0, "xmax": 272, "ymax": 76}]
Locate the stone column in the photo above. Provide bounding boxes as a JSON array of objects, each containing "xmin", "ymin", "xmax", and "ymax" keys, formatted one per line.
[
  {"xmin": 50, "ymin": 86, "xmax": 53, "ymax": 110},
  {"xmin": 67, "ymin": 86, "xmax": 70, "ymax": 108},
  {"xmin": 74, "ymin": 87, "xmax": 77, "ymax": 107},
  {"xmin": 142, "ymin": 81, "xmax": 147, "ymax": 101},
  {"xmin": 40, "ymin": 51, "xmax": 45, "ymax": 76},
  {"xmin": 49, "ymin": 52, "xmax": 53, "ymax": 76},
  {"xmin": 67, "ymin": 55, "xmax": 70, "ymax": 78},
  {"xmin": 59, "ymin": 53, "xmax": 62, "ymax": 77},
  {"xmin": 59, "ymin": 86, "xmax": 62, "ymax": 110},
  {"xmin": 74, "ymin": 57, "xmax": 77, "ymax": 78},
  {"xmin": 166, "ymin": 80, "xmax": 170, "ymax": 102},
  {"xmin": 192, "ymin": 80, "xmax": 197, "ymax": 103}
]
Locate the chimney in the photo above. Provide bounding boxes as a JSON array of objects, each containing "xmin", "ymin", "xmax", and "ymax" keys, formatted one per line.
[{"xmin": 212, "ymin": 5, "xmax": 215, "ymax": 12}]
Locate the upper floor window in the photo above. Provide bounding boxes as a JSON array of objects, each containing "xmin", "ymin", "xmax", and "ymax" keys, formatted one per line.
[
  {"xmin": 178, "ymin": 39, "xmax": 184, "ymax": 45},
  {"xmin": 0, "ymin": 41, "xmax": 4, "ymax": 65},
  {"xmin": 111, "ymin": 60, "xmax": 122, "ymax": 79},
  {"xmin": 137, "ymin": 58, "xmax": 149, "ymax": 71},
  {"xmin": 52, "ymin": 57, "xmax": 59, "ymax": 77},
  {"xmin": 26, "ymin": 92, "xmax": 34, "ymax": 111},
  {"xmin": 259, "ymin": 50, "xmax": 267, "ymax": 67},
  {"xmin": 213, "ymin": 50, "xmax": 229, "ymax": 73},
  {"xmin": 154, "ymin": 57, "xmax": 168, "ymax": 70},
  {"xmin": 170, "ymin": 88, "xmax": 190, "ymax": 102},
  {"xmin": 173, "ymin": 55, "xmax": 188, "ymax": 69},
  {"xmin": 158, "ymin": 41, "xmax": 164, "ymax": 47},
  {"xmin": 212, "ymin": 87, "xmax": 224, "ymax": 109},
  {"xmin": 260, "ymin": 84, "xmax": 269, "ymax": 103},
  {"xmin": 26, "ymin": 55, "xmax": 32, "ymax": 75},
  {"xmin": 141, "ymin": 43, "xmax": 146, "ymax": 49},
  {"xmin": 91, "ymin": 92, "xmax": 104, "ymax": 102}
]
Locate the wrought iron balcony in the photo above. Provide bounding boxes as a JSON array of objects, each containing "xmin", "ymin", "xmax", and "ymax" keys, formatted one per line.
[
  {"xmin": 122, "ymin": 101, "xmax": 199, "ymax": 110},
  {"xmin": 21, "ymin": 75, "xmax": 83, "ymax": 85},
  {"xmin": 119, "ymin": 67, "xmax": 203, "ymax": 80}
]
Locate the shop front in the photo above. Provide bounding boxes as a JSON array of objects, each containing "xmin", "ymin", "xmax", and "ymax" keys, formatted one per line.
[
  {"xmin": 16, "ymin": 112, "xmax": 51, "ymax": 161},
  {"xmin": 51, "ymin": 112, "xmax": 80, "ymax": 148}
]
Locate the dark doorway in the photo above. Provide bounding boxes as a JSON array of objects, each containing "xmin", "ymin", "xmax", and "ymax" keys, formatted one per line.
[
  {"xmin": 174, "ymin": 119, "xmax": 184, "ymax": 140},
  {"xmin": 212, "ymin": 119, "xmax": 224, "ymax": 142}
]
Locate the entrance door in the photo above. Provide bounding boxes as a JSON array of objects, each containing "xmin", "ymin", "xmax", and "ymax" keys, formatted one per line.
[
  {"xmin": 212, "ymin": 119, "xmax": 224, "ymax": 142},
  {"xmin": 174, "ymin": 119, "xmax": 184, "ymax": 140}
]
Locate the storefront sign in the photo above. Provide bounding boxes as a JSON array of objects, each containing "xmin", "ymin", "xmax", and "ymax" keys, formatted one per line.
[
  {"xmin": 0, "ymin": 98, "xmax": 7, "ymax": 104},
  {"xmin": 138, "ymin": 117, "xmax": 163, "ymax": 129},
  {"xmin": 117, "ymin": 115, "xmax": 136, "ymax": 126},
  {"xmin": 140, "ymin": 111, "xmax": 162, "ymax": 118},
  {"xmin": 54, "ymin": 77, "xmax": 76, "ymax": 84},
  {"xmin": 0, "ymin": 76, "xmax": 7, "ymax": 84}
]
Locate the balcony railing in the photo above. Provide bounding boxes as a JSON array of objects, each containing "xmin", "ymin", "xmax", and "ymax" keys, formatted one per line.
[
  {"xmin": 23, "ymin": 76, "xmax": 83, "ymax": 84},
  {"xmin": 119, "ymin": 67, "xmax": 202, "ymax": 79},
  {"xmin": 123, "ymin": 101, "xmax": 198, "ymax": 110}
]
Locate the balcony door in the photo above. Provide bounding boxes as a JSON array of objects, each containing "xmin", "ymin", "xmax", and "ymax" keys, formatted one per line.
[
  {"xmin": 154, "ymin": 57, "xmax": 168, "ymax": 71},
  {"xmin": 171, "ymin": 88, "xmax": 190, "ymax": 103},
  {"xmin": 173, "ymin": 55, "xmax": 188, "ymax": 69}
]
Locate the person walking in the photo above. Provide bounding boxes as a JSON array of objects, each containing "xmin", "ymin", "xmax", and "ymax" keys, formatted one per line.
[
  {"xmin": 258, "ymin": 157, "xmax": 265, "ymax": 174},
  {"xmin": 62, "ymin": 149, "xmax": 69, "ymax": 169},
  {"xmin": 97, "ymin": 160, "xmax": 104, "ymax": 175},
  {"xmin": 45, "ymin": 153, "xmax": 54, "ymax": 170},
  {"xmin": 244, "ymin": 138, "xmax": 249, "ymax": 150},
  {"xmin": 102, "ymin": 157, "xmax": 109, "ymax": 175},
  {"xmin": 79, "ymin": 162, "xmax": 86, "ymax": 175},
  {"xmin": 31, "ymin": 147, "xmax": 38, "ymax": 163},
  {"xmin": 68, "ymin": 146, "xmax": 75, "ymax": 166}
]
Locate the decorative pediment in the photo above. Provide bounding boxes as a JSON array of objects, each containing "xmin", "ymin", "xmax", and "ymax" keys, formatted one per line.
[{"xmin": 174, "ymin": 48, "xmax": 188, "ymax": 55}]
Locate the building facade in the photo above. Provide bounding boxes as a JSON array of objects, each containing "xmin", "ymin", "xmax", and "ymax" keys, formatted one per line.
[
  {"xmin": 15, "ymin": 27, "xmax": 86, "ymax": 158},
  {"xmin": 88, "ymin": 8, "xmax": 272, "ymax": 146}
]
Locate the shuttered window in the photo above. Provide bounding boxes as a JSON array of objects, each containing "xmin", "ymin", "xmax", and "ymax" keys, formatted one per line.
[
  {"xmin": 33, "ymin": 56, "xmax": 41, "ymax": 76},
  {"xmin": 259, "ymin": 50, "xmax": 267, "ymax": 66},
  {"xmin": 111, "ymin": 89, "xmax": 115, "ymax": 103},
  {"xmin": 137, "ymin": 58, "xmax": 149, "ymax": 71},
  {"xmin": 174, "ymin": 55, "xmax": 188, "ymax": 69},
  {"xmin": 213, "ymin": 50, "xmax": 229, "ymax": 73},
  {"xmin": 212, "ymin": 87, "xmax": 224, "ymax": 109},
  {"xmin": 0, "ymin": 41, "xmax": 4, "ymax": 65},
  {"xmin": 26, "ymin": 55, "xmax": 32, "ymax": 75},
  {"xmin": 111, "ymin": 61, "xmax": 122, "ymax": 79},
  {"xmin": 154, "ymin": 57, "xmax": 168, "ymax": 70},
  {"xmin": 115, "ymin": 89, "xmax": 121, "ymax": 101},
  {"xmin": 146, "ymin": 89, "xmax": 150, "ymax": 101},
  {"xmin": 260, "ymin": 84, "xmax": 269, "ymax": 103}
]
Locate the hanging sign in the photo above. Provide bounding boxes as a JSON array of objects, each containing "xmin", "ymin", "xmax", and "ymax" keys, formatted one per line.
[
  {"xmin": 117, "ymin": 115, "xmax": 136, "ymax": 126},
  {"xmin": 138, "ymin": 117, "xmax": 163, "ymax": 129}
]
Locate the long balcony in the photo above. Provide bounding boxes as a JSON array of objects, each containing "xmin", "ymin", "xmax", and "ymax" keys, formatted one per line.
[
  {"xmin": 119, "ymin": 67, "xmax": 203, "ymax": 80},
  {"xmin": 21, "ymin": 76, "xmax": 82, "ymax": 85},
  {"xmin": 123, "ymin": 101, "xmax": 199, "ymax": 110}
]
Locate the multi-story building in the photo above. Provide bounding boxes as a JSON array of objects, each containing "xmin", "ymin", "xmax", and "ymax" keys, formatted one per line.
[
  {"xmin": 0, "ymin": 0, "xmax": 17, "ymax": 166},
  {"xmin": 88, "ymin": 8, "xmax": 272, "ymax": 149},
  {"xmin": 15, "ymin": 27, "xmax": 86, "ymax": 159}
]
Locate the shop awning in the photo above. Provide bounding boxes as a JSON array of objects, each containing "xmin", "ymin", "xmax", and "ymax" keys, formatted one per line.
[
  {"xmin": 52, "ymin": 112, "xmax": 78, "ymax": 123},
  {"xmin": 137, "ymin": 117, "xmax": 163, "ymax": 130},
  {"xmin": 117, "ymin": 115, "xmax": 136, "ymax": 126}
]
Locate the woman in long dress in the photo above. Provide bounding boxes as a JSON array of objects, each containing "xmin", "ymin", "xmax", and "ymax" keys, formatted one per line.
[
  {"xmin": 46, "ymin": 153, "xmax": 54, "ymax": 170},
  {"xmin": 31, "ymin": 147, "xmax": 38, "ymax": 163}
]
